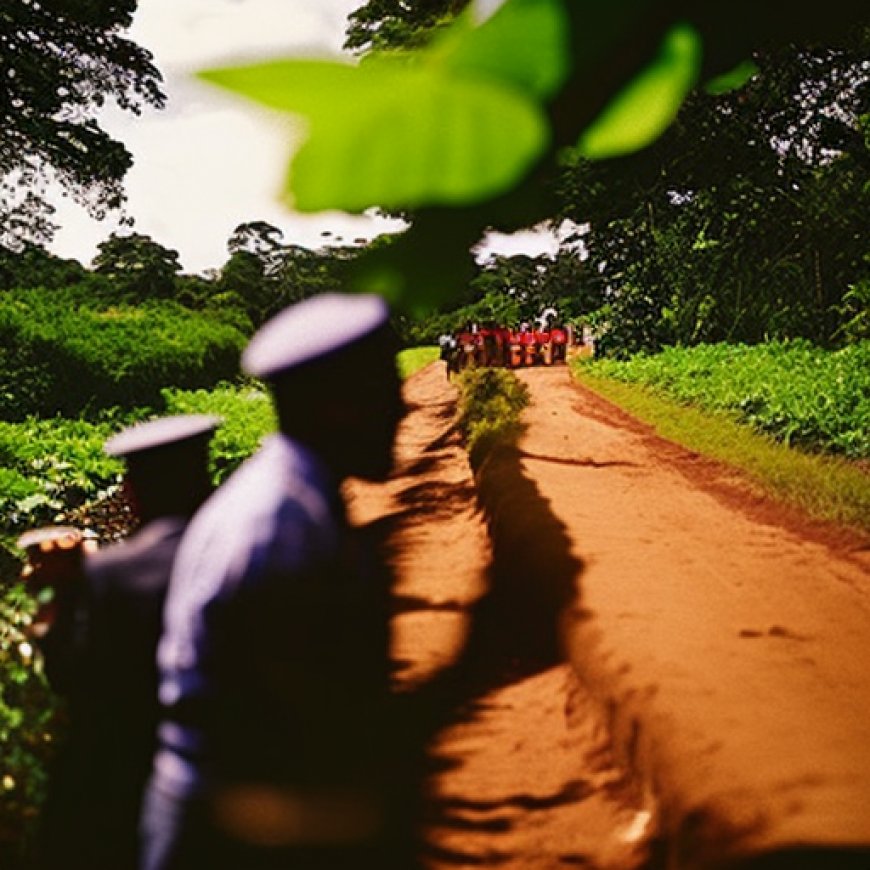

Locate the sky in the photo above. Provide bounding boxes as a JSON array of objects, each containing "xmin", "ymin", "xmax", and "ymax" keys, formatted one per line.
[{"xmin": 46, "ymin": 0, "xmax": 560, "ymax": 275}]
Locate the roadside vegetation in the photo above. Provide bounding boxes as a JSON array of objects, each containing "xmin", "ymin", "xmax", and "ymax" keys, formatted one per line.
[
  {"xmin": 397, "ymin": 345, "xmax": 440, "ymax": 379},
  {"xmin": 577, "ymin": 341, "xmax": 869, "ymax": 458},
  {"xmin": 455, "ymin": 368, "xmax": 530, "ymax": 468},
  {"xmin": 573, "ymin": 347, "xmax": 870, "ymax": 535}
]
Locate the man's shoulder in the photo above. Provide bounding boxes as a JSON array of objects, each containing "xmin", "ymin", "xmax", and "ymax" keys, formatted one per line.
[{"xmin": 171, "ymin": 437, "xmax": 340, "ymax": 585}]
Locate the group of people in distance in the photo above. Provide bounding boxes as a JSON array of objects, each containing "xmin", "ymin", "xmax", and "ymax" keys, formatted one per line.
[{"xmin": 439, "ymin": 319, "xmax": 572, "ymax": 375}]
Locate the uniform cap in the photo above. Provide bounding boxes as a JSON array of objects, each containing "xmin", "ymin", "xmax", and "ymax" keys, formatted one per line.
[
  {"xmin": 242, "ymin": 292, "xmax": 390, "ymax": 379},
  {"xmin": 104, "ymin": 414, "xmax": 221, "ymax": 459}
]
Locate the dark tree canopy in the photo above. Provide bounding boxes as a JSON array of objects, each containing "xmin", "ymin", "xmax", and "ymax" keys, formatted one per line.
[
  {"xmin": 553, "ymin": 29, "xmax": 870, "ymax": 355},
  {"xmin": 93, "ymin": 231, "xmax": 180, "ymax": 300},
  {"xmin": 344, "ymin": 0, "xmax": 470, "ymax": 53},
  {"xmin": 0, "ymin": 0, "xmax": 165, "ymax": 247}
]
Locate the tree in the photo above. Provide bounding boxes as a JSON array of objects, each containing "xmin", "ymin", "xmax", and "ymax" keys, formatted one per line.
[
  {"xmin": 344, "ymin": 0, "xmax": 470, "ymax": 54},
  {"xmin": 0, "ymin": 0, "xmax": 165, "ymax": 247},
  {"xmin": 0, "ymin": 242, "xmax": 85, "ymax": 290},
  {"xmin": 227, "ymin": 221, "xmax": 285, "ymax": 269},
  {"xmin": 553, "ymin": 29, "xmax": 870, "ymax": 354},
  {"xmin": 92, "ymin": 232, "xmax": 181, "ymax": 301}
]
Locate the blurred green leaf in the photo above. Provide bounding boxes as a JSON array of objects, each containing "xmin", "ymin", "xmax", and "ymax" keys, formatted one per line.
[
  {"xmin": 431, "ymin": 0, "xmax": 570, "ymax": 100},
  {"xmin": 198, "ymin": 0, "xmax": 571, "ymax": 214},
  {"xmin": 704, "ymin": 60, "xmax": 759, "ymax": 95},
  {"xmin": 577, "ymin": 23, "xmax": 702, "ymax": 159},
  {"xmin": 201, "ymin": 57, "xmax": 548, "ymax": 213}
]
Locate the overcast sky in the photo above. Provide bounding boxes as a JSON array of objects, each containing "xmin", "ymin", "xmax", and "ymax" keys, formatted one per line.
[{"xmin": 46, "ymin": 0, "xmax": 559, "ymax": 274}]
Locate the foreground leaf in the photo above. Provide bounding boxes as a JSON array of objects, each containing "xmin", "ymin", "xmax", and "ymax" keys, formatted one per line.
[
  {"xmin": 431, "ymin": 0, "xmax": 570, "ymax": 100},
  {"xmin": 576, "ymin": 22, "xmax": 702, "ymax": 159},
  {"xmin": 201, "ymin": 57, "xmax": 548, "ymax": 213}
]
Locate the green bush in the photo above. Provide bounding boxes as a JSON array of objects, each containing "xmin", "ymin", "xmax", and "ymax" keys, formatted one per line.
[
  {"xmin": 0, "ymin": 416, "xmax": 123, "ymax": 545},
  {"xmin": 0, "ymin": 580, "xmax": 57, "ymax": 867},
  {"xmin": 455, "ymin": 367, "xmax": 529, "ymax": 467},
  {"xmin": 162, "ymin": 384, "xmax": 276, "ymax": 483},
  {"xmin": 0, "ymin": 288, "xmax": 246, "ymax": 420},
  {"xmin": 580, "ymin": 340, "xmax": 870, "ymax": 458}
]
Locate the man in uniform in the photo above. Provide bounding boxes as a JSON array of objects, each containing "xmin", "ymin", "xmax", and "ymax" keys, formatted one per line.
[
  {"xmin": 34, "ymin": 414, "xmax": 220, "ymax": 870},
  {"xmin": 141, "ymin": 293, "xmax": 407, "ymax": 870}
]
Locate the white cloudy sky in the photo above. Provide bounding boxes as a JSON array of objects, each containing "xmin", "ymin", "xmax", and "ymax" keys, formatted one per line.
[{"xmin": 46, "ymin": 0, "xmax": 558, "ymax": 274}]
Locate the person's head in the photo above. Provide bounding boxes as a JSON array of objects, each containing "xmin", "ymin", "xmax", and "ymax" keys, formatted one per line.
[
  {"xmin": 242, "ymin": 293, "xmax": 405, "ymax": 482},
  {"xmin": 104, "ymin": 415, "xmax": 221, "ymax": 523}
]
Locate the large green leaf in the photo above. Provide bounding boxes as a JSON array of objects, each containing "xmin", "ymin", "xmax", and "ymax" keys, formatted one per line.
[
  {"xmin": 200, "ymin": 56, "xmax": 548, "ymax": 213},
  {"xmin": 430, "ymin": 0, "xmax": 570, "ymax": 100},
  {"xmin": 576, "ymin": 22, "xmax": 702, "ymax": 159},
  {"xmin": 197, "ymin": 0, "xmax": 572, "ymax": 215}
]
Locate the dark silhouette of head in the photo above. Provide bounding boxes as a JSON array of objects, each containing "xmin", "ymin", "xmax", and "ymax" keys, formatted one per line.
[
  {"xmin": 242, "ymin": 293, "xmax": 405, "ymax": 482},
  {"xmin": 104, "ymin": 415, "xmax": 220, "ymax": 524}
]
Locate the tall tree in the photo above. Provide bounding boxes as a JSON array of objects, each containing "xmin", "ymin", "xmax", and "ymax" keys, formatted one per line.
[
  {"xmin": 0, "ymin": 0, "xmax": 165, "ymax": 247},
  {"xmin": 555, "ymin": 29, "xmax": 870, "ymax": 354},
  {"xmin": 93, "ymin": 231, "xmax": 180, "ymax": 300},
  {"xmin": 344, "ymin": 0, "xmax": 469, "ymax": 53},
  {"xmin": 0, "ymin": 242, "xmax": 85, "ymax": 290}
]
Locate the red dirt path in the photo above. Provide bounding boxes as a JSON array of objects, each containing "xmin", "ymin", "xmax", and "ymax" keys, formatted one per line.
[{"xmin": 346, "ymin": 360, "xmax": 870, "ymax": 869}]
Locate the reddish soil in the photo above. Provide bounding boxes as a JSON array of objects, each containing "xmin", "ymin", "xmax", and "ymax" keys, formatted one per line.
[{"xmin": 346, "ymin": 361, "xmax": 870, "ymax": 869}]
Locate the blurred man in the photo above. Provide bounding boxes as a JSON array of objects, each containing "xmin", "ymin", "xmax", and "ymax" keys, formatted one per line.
[
  {"xmin": 142, "ymin": 293, "xmax": 407, "ymax": 870},
  {"xmin": 34, "ymin": 414, "xmax": 220, "ymax": 870}
]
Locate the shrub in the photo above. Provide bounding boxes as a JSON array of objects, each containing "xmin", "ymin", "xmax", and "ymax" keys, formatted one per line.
[
  {"xmin": 0, "ymin": 288, "xmax": 246, "ymax": 420},
  {"xmin": 455, "ymin": 367, "xmax": 529, "ymax": 467},
  {"xmin": 579, "ymin": 340, "xmax": 870, "ymax": 458}
]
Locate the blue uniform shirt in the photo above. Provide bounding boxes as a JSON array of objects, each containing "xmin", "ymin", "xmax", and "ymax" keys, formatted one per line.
[{"xmin": 154, "ymin": 434, "xmax": 373, "ymax": 797}]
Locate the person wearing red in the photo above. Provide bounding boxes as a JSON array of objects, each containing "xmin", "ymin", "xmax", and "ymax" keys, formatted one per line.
[
  {"xmin": 455, "ymin": 324, "xmax": 476, "ymax": 370},
  {"xmin": 550, "ymin": 324, "xmax": 568, "ymax": 364},
  {"xmin": 519, "ymin": 326, "xmax": 537, "ymax": 366},
  {"xmin": 494, "ymin": 325, "xmax": 511, "ymax": 368},
  {"xmin": 507, "ymin": 326, "xmax": 525, "ymax": 367},
  {"xmin": 478, "ymin": 322, "xmax": 495, "ymax": 367},
  {"xmin": 534, "ymin": 326, "xmax": 552, "ymax": 365}
]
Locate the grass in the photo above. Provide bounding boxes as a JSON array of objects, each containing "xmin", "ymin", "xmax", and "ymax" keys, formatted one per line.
[
  {"xmin": 397, "ymin": 346, "xmax": 440, "ymax": 379},
  {"xmin": 572, "ymin": 365, "xmax": 870, "ymax": 536}
]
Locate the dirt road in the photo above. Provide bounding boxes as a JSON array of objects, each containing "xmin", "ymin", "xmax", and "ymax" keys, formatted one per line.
[{"xmin": 347, "ymin": 361, "xmax": 870, "ymax": 868}]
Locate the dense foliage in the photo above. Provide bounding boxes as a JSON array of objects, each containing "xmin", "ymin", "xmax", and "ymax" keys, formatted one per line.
[
  {"xmin": 455, "ymin": 367, "xmax": 530, "ymax": 467},
  {"xmin": 0, "ymin": 287, "xmax": 246, "ymax": 419},
  {"xmin": 579, "ymin": 341, "xmax": 870, "ymax": 458},
  {"xmin": 555, "ymin": 31, "xmax": 870, "ymax": 357},
  {"xmin": 0, "ymin": 0, "xmax": 165, "ymax": 247}
]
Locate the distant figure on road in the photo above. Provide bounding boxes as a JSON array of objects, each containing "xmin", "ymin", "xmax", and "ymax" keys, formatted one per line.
[
  {"xmin": 33, "ymin": 414, "xmax": 219, "ymax": 870},
  {"xmin": 142, "ymin": 293, "xmax": 407, "ymax": 870},
  {"xmin": 438, "ymin": 331, "xmax": 459, "ymax": 379}
]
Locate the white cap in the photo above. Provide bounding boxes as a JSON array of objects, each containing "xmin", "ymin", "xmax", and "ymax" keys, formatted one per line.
[{"xmin": 241, "ymin": 293, "xmax": 390, "ymax": 379}]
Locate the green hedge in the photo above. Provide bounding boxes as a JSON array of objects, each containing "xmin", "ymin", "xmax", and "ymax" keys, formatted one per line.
[
  {"xmin": 0, "ymin": 288, "xmax": 246, "ymax": 420},
  {"xmin": 455, "ymin": 367, "xmax": 530, "ymax": 467},
  {"xmin": 579, "ymin": 340, "xmax": 870, "ymax": 458}
]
